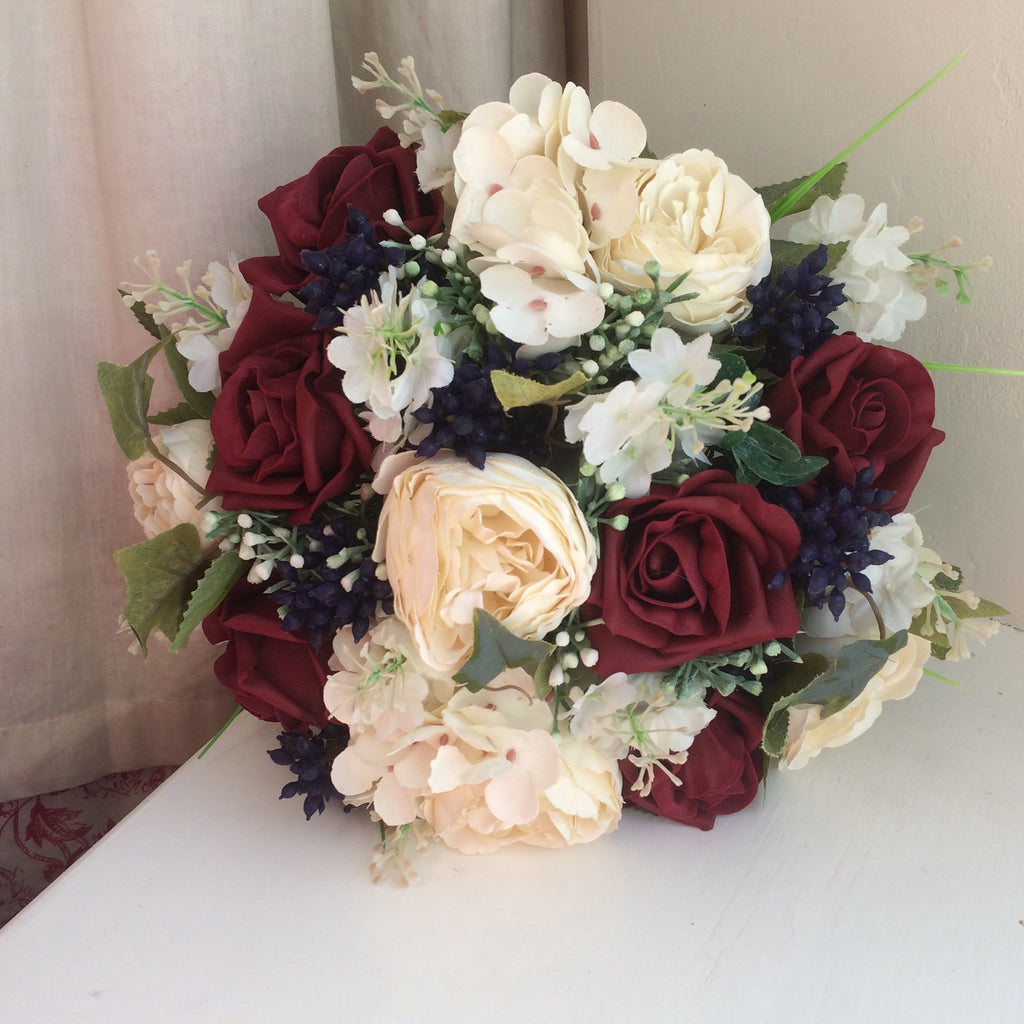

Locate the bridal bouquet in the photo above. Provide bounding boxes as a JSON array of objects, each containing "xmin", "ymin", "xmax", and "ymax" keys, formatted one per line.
[{"xmin": 101, "ymin": 53, "xmax": 1005, "ymax": 880}]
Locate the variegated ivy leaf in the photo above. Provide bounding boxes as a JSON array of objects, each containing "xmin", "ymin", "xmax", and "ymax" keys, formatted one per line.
[
  {"xmin": 452, "ymin": 608, "xmax": 553, "ymax": 692},
  {"xmin": 762, "ymin": 630, "xmax": 908, "ymax": 758}
]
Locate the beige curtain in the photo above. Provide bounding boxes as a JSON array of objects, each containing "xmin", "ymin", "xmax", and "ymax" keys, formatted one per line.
[{"xmin": 0, "ymin": 0, "xmax": 578, "ymax": 802}]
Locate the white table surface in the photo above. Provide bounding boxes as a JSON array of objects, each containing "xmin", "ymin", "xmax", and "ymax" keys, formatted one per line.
[{"xmin": 2, "ymin": 629, "xmax": 1022, "ymax": 1023}]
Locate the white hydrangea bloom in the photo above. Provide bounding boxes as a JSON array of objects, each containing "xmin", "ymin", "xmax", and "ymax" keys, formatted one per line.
[{"xmin": 787, "ymin": 193, "xmax": 926, "ymax": 343}]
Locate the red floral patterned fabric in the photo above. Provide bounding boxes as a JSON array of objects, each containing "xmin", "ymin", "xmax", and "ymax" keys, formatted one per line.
[{"xmin": 0, "ymin": 766, "xmax": 176, "ymax": 927}]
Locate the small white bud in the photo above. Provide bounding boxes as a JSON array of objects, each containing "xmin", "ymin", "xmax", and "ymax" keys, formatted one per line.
[
  {"xmin": 624, "ymin": 310, "xmax": 645, "ymax": 327},
  {"xmin": 555, "ymin": 631, "xmax": 571, "ymax": 648},
  {"xmin": 236, "ymin": 513, "xmax": 253, "ymax": 529},
  {"xmin": 580, "ymin": 647, "xmax": 599, "ymax": 668},
  {"xmin": 289, "ymin": 553, "xmax": 305, "ymax": 569},
  {"xmin": 580, "ymin": 359, "xmax": 599, "ymax": 377},
  {"xmin": 383, "ymin": 208, "xmax": 403, "ymax": 227},
  {"xmin": 409, "ymin": 234, "xmax": 426, "ymax": 251}
]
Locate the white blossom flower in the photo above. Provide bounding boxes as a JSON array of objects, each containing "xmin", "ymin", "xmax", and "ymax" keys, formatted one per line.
[
  {"xmin": 563, "ymin": 381, "xmax": 673, "ymax": 497},
  {"xmin": 787, "ymin": 193, "xmax": 927, "ymax": 343},
  {"xmin": 627, "ymin": 328, "xmax": 720, "ymax": 408},
  {"xmin": 327, "ymin": 271, "xmax": 453, "ymax": 442}
]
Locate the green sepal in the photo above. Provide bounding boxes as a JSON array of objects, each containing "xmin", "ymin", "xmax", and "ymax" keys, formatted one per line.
[
  {"xmin": 762, "ymin": 630, "xmax": 908, "ymax": 757},
  {"xmin": 717, "ymin": 420, "xmax": 828, "ymax": 486},
  {"xmin": 757, "ymin": 163, "xmax": 848, "ymax": 220},
  {"xmin": 113, "ymin": 524, "xmax": 207, "ymax": 654},
  {"xmin": 437, "ymin": 108, "xmax": 467, "ymax": 131},
  {"xmin": 452, "ymin": 608, "xmax": 554, "ymax": 692},
  {"xmin": 97, "ymin": 340, "xmax": 162, "ymax": 459},
  {"xmin": 490, "ymin": 369, "xmax": 590, "ymax": 411},
  {"xmin": 170, "ymin": 550, "xmax": 246, "ymax": 652}
]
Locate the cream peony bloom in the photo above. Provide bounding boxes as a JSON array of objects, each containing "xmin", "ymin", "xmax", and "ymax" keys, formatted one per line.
[
  {"xmin": 126, "ymin": 419, "xmax": 217, "ymax": 540},
  {"xmin": 593, "ymin": 150, "xmax": 771, "ymax": 333},
  {"xmin": 372, "ymin": 452, "xmax": 597, "ymax": 674},
  {"xmin": 780, "ymin": 633, "xmax": 931, "ymax": 769}
]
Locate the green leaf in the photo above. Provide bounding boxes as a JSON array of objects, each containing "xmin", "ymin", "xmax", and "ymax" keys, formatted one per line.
[
  {"xmin": 490, "ymin": 369, "xmax": 590, "ymax": 411},
  {"xmin": 120, "ymin": 292, "xmax": 164, "ymax": 342},
  {"xmin": 170, "ymin": 550, "xmax": 246, "ymax": 652},
  {"xmin": 762, "ymin": 631, "xmax": 908, "ymax": 757},
  {"xmin": 148, "ymin": 401, "xmax": 204, "ymax": 427},
  {"xmin": 97, "ymin": 341, "xmax": 162, "ymax": 459},
  {"xmin": 757, "ymin": 163, "xmax": 848, "ymax": 219},
  {"xmin": 768, "ymin": 52, "xmax": 965, "ymax": 222},
  {"xmin": 452, "ymin": 608, "xmax": 554, "ymax": 692},
  {"xmin": 724, "ymin": 420, "xmax": 828, "ymax": 486},
  {"xmin": 709, "ymin": 351, "xmax": 752, "ymax": 387},
  {"xmin": 943, "ymin": 595, "xmax": 1009, "ymax": 620},
  {"xmin": 113, "ymin": 524, "xmax": 207, "ymax": 654}
]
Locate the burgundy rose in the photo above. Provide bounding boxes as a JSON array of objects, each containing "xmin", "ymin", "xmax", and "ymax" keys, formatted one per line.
[
  {"xmin": 621, "ymin": 691, "xmax": 765, "ymax": 830},
  {"xmin": 765, "ymin": 331, "xmax": 944, "ymax": 512},
  {"xmin": 585, "ymin": 469, "xmax": 801, "ymax": 674},
  {"xmin": 207, "ymin": 288, "xmax": 372, "ymax": 523},
  {"xmin": 241, "ymin": 126, "xmax": 445, "ymax": 294},
  {"xmin": 202, "ymin": 581, "xmax": 333, "ymax": 734}
]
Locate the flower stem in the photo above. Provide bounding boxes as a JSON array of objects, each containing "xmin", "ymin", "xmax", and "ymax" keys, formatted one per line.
[
  {"xmin": 197, "ymin": 706, "xmax": 244, "ymax": 759},
  {"xmin": 922, "ymin": 362, "xmax": 1024, "ymax": 377}
]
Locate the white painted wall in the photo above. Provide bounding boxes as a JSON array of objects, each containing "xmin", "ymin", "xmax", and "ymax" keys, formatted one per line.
[{"xmin": 589, "ymin": 0, "xmax": 1024, "ymax": 627}]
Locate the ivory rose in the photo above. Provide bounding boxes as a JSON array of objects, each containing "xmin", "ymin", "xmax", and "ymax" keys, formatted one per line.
[
  {"xmin": 126, "ymin": 419, "xmax": 217, "ymax": 539},
  {"xmin": 593, "ymin": 149, "xmax": 772, "ymax": 333},
  {"xmin": 780, "ymin": 633, "xmax": 932, "ymax": 769},
  {"xmin": 373, "ymin": 452, "xmax": 597, "ymax": 674}
]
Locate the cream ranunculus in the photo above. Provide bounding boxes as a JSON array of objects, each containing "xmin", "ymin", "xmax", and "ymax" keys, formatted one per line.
[
  {"xmin": 780, "ymin": 633, "xmax": 931, "ymax": 770},
  {"xmin": 126, "ymin": 419, "xmax": 217, "ymax": 539},
  {"xmin": 372, "ymin": 452, "xmax": 597, "ymax": 675},
  {"xmin": 593, "ymin": 150, "xmax": 771, "ymax": 333}
]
